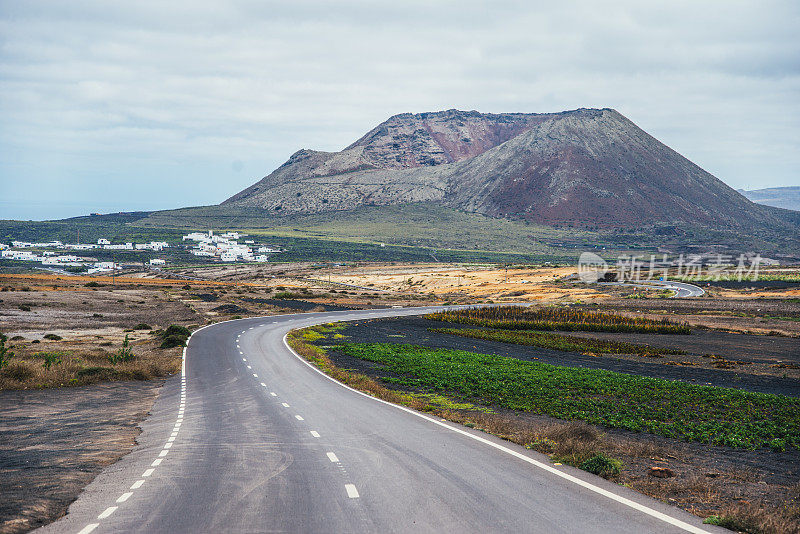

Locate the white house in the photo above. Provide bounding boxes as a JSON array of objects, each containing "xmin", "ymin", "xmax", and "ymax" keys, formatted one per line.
[
  {"xmin": 220, "ymin": 252, "xmax": 237, "ymax": 262},
  {"xmin": 149, "ymin": 259, "xmax": 166, "ymax": 266},
  {"xmin": 97, "ymin": 238, "xmax": 111, "ymax": 245}
]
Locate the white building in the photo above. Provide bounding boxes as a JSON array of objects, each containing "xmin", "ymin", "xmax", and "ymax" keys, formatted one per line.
[
  {"xmin": 97, "ymin": 238, "xmax": 111, "ymax": 245},
  {"xmin": 149, "ymin": 258, "xmax": 166, "ymax": 266}
]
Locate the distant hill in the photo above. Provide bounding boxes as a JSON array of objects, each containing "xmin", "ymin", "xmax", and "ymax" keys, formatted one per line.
[
  {"xmin": 224, "ymin": 108, "xmax": 795, "ymax": 235},
  {"xmin": 740, "ymin": 186, "xmax": 800, "ymax": 212}
]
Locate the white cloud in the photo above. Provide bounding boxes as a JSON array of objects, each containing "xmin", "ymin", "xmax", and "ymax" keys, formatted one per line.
[{"xmin": 1, "ymin": 0, "xmax": 798, "ymax": 220}]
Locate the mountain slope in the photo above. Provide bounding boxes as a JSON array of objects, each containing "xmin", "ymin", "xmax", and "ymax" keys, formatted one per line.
[{"xmin": 224, "ymin": 108, "xmax": 794, "ymax": 233}]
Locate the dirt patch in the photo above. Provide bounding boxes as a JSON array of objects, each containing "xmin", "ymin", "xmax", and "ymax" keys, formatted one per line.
[{"xmin": 0, "ymin": 380, "xmax": 163, "ymax": 533}]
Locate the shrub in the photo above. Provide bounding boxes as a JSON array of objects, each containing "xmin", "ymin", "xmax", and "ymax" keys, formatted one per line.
[
  {"xmin": 579, "ymin": 453, "xmax": 622, "ymax": 478},
  {"xmin": 41, "ymin": 352, "xmax": 63, "ymax": 369},
  {"xmin": 0, "ymin": 333, "xmax": 14, "ymax": 368},
  {"xmin": 163, "ymin": 325, "xmax": 191, "ymax": 338},
  {"xmin": 133, "ymin": 323, "xmax": 152, "ymax": 330},
  {"xmin": 44, "ymin": 333, "xmax": 63, "ymax": 341},
  {"xmin": 182, "ymin": 284, "xmax": 192, "ymax": 290},
  {"xmin": 18, "ymin": 305, "xmax": 31, "ymax": 312},
  {"xmin": 84, "ymin": 281, "xmax": 103, "ymax": 287},
  {"xmin": 109, "ymin": 334, "xmax": 134, "ymax": 363},
  {"xmin": 10, "ymin": 335, "xmax": 24, "ymax": 341},
  {"xmin": 160, "ymin": 335, "xmax": 187, "ymax": 349}
]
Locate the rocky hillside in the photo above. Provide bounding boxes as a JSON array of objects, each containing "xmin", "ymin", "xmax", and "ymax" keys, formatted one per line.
[{"xmin": 224, "ymin": 108, "xmax": 794, "ymax": 232}]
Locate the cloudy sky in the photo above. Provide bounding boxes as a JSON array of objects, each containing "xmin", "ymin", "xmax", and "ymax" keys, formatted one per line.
[{"xmin": 1, "ymin": 0, "xmax": 798, "ymax": 220}]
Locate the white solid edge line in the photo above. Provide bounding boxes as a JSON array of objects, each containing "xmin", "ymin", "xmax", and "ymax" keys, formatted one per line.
[
  {"xmin": 281, "ymin": 331, "xmax": 710, "ymax": 534},
  {"xmin": 77, "ymin": 524, "xmax": 98, "ymax": 534},
  {"xmin": 345, "ymin": 484, "xmax": 359, "ymax": 498}
]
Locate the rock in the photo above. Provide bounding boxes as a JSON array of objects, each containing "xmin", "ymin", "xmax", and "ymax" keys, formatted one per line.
[
  {"xmin": 704, "ymin": 472, "xmax": 721, "ymax": 478},
  {"xmin": 648, "ymin": 466, "xmax": 675, "ymax": 478}
]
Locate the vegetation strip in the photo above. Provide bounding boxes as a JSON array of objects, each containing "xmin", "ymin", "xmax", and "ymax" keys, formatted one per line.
[
  {"xmin": 333, "ymin": 343, "xmax": 798, "ymax": 450},
  {"xmin": 426, "ymin": 305, "xmax": 690, "ymax": 334},
  {"xmin": 430, "ymin": 327, "xmax": 685, "ymax": 356}
]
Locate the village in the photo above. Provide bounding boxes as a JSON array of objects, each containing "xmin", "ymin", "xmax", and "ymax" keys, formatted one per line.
[{"xmin": 0, "ymin": 230, "xmax": 281, "ymax": 273}]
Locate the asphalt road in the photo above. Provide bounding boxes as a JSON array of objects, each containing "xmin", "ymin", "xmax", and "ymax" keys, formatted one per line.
[
  {"xmin": 38, "ymin": 307, "xmax": 720, "ymax": 534},
  {"xmin": 600, "ymin": 280, "xmax": 706, "ymax": 298}
]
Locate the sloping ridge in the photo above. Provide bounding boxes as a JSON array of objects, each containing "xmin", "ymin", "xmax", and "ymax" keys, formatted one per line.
[{"xmin": 223, "ymin": 108, "xmax": 792, "ymax": 231}]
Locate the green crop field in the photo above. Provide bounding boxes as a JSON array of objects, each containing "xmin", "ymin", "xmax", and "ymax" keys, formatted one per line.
[
  {"xmin": 430, "ymin": 327, "xmax": 685, "ymax": 356},
  {"xmin": 426, "ymin": 305, "xmax": 690, "ymax": 334},
  {"xmin": 334, "ymin": 343, "xmax": 799, "ymax": 450}
]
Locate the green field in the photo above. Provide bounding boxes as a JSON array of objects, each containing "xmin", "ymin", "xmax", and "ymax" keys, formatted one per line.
[
  {"xmin": 334, "ymin": 343, "xmax": 799, "ymax": 450},
  {"xmin": 426, "ymin": 306, "xmax": 691, "ymax": 334},
  {"xmin": 430, "ymin": 327, "xmax": 685, "ymax": 356}
]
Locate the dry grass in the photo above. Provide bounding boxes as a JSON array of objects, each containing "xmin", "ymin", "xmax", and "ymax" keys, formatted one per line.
[{"xmin": 0, "ymin": 337, "xmax": 182, "ymax": 390}]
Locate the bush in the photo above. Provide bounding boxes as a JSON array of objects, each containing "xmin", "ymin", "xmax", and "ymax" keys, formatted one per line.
[
  {"xmin": 160, "ymin": 335, "xmax": 187, "ymax": 349},
  {"xmin": 163, "ymin": 325, "xmax": 191, "ymax": 338},
  {"xmin": 132, "ymin": 323, "xmax": 152, "ymax": 330},
  {"xmin": 41, "ymin": 352, "xmax": 63, "ymax": 369},
  {"xmin": 182, "ymin": 284, "xmax": 192, "ymax": 290},
  {"xmin": 18, "ymin": 305, "xmax": 31, "ymax": 312},
  {"xmin": 43, "ymin": 333, "xmax": 63, "ymax": 341},
  {"xmin": 109, "ymin": 334, "xmax": 134, "ymax": 364},
  {"xmin": 579, "ymin": 453, "xmax": 622, "ymax": 479},
  {"xmin": 0, "ymin": 333, "xmax": 14, "ymax": 368},
  {"xmin": 84, "ymin": 281, "xmax": 103, "ymax": 287}
]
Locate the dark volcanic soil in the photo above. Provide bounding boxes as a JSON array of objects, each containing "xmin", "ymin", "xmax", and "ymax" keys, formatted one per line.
[
  {"xmin": 0, "ymin": 380, "xmax": 163, "ymax": 534},
  {"xmin": 324, "ymin": 316, "xmax": 800, "ymax": 397}
]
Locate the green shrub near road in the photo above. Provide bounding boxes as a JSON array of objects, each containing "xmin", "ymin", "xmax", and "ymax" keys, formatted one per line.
[{"xmin": 335, "ymin": 343, "xmax": 799, "ymax": 450}]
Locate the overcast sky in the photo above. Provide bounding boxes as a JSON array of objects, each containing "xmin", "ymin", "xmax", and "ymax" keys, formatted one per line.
[{"xmin": 1, "ymin": 0, "xmax": 798, "ymax": 220}]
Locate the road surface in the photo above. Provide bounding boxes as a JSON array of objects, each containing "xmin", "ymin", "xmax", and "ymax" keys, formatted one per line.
[
  {"xmin": 39, "ymin": 307, "xmax": 719, "ymax": 534},
  {"xmin": 600, "ymin": 280, "xmax": 706, "ymax": 298}
]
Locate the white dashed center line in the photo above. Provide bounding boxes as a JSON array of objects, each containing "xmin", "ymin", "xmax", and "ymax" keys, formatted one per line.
[
  {"xmin": 151, "ymin": 458, "xmax": 162, "ymax": 467},
  {"xmin": 282, "ymin": 402, "xmax": 290, "ymax": 408},
  {"xmin": 77, "ymin": 524, "xmax": 98, "ymax": 534},
  {"xmin": 345, "ymin": 484, "xmax": 360, "ymax": 498},
  {"xmin": 310, "ymin": 431, "xmax": 321, "ymax": 438},
  {"xmin": 270, "ymin": 392, "xmax": 277, "ymax": 396},
  {"xmin": 98, "ymin": 506, "xmax": 117, "ymax": 519},
  {"xmin": 295, "ymin": 415, "xmax": 304, "ymax": 421},
  {"xmin": 130, "ymin": 480, "xmax": 144, "ymax": 489},
  {"xmin": 326, "ymin": 452, "xmax": 339, "ymax": 462},
  {"xmin": 142, "ymin": 468, "xmax": 154, "ymax": 477},
  {"xmin": 260, "ymin": 382, "xmax": 267, "ymax": 387},
  {"xmin": 116, "ymin": 492, "xmax": 133, "ymax": 503}
]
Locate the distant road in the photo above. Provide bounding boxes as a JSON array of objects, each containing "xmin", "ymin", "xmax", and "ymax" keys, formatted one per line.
[
  {"xmin": 600, "ymin": 279, "xmax": 705, "ymax": 298},
  {"xmin": 39, "ymin": 308, "xmax": 717, "ymax": 534}
]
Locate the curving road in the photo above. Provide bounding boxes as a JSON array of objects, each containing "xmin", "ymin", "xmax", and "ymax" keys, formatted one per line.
[
  {"xmin": 600, "ymin": 280, "xmax": 705, "ymax": 298},
  {"xmin": 38, "ymin": 308, "xmax": 719, "ymax": 534}
]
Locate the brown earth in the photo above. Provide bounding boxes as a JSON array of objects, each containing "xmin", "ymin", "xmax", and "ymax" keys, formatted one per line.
[{"xmin": 0, "ymin": 380, "xmax": 163, "ymax": 534}]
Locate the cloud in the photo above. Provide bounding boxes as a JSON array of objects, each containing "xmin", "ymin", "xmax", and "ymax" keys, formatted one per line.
[{"xmin": 1, "ymin": 0, "xmax": 798, "ymax": 220}]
